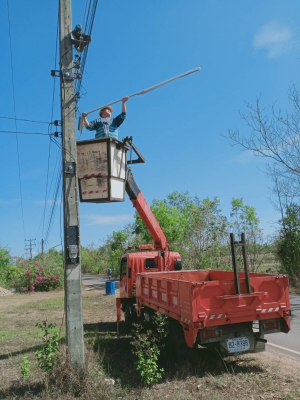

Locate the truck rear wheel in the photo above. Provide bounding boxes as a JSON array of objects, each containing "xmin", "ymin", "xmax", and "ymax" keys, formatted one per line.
[{"xmin": 124, "ymin": 305, "xmax": 137, "ymax": 325}]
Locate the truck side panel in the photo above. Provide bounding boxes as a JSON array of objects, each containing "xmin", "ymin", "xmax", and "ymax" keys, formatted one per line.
[{"xmin": 136, "ymin": 270, "xmax": 291, "ymax": 348}]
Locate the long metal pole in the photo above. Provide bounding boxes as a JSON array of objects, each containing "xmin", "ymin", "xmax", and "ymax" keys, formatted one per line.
[
  {"xmin": 78, "ymin": 66, "xmax": 201, "ymax": 132},
  {"xmin": 60, "ymin": 0, "xmax": 84, "ymax": 369}
]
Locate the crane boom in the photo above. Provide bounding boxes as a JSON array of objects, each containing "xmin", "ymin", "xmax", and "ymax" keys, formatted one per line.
[{"xmin": 125, "ymin": 169, "xmax": 168, "ymax": 251}]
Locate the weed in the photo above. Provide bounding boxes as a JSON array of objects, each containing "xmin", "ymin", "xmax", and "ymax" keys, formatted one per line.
[
  {"xmin": 20, "ymin": 356, "xmax": 31, "ymax": 380},
  {"xmin": 131, "ymin": 312, "xmax": 167, "ymax": 386},
  {"xmin": 35, "ymin": 321, "xmax": 60, "ymax": 373}
]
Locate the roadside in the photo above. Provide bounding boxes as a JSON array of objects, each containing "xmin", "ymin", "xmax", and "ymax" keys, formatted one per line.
[{"xmin": 1, "ymin": 288, "xmax": 300, "ymax": 399}]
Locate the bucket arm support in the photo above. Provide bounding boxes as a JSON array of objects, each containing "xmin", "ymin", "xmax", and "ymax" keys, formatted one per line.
[{"xmin": 125, "ymin": 169, "xmax": 168, "ymax": 251}]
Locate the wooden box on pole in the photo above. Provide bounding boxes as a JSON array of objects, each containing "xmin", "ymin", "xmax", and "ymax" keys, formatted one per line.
[{"xmin": 77, "ymin": 137, "xmax": 127, "ymax": 203}]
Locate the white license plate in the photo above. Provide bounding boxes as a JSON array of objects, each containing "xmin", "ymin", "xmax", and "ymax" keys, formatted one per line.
[{"xmin": 227, "ymin": 337, "xmax": 250, "ymax": 353}]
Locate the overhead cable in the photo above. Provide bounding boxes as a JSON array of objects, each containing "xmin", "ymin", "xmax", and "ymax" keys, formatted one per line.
[
  {"xmin": 0, "ymin": 130, "xmax": 50, "ymax": 136},
  {"xmin": 6, "ymin": 0, "xmax": 26, "ymax": 240},
  {"xmin": 0, "ymin": 116, "xmax": 49, "ymax": 124},
  {"xmin": 75, "ymin": 0, "xmax": 98, "ymax": 101}
]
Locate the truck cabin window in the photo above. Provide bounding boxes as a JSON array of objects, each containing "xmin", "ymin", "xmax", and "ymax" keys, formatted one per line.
[
  {"xmin": 145, "ymin": 258, "xmax": 157, "ymax": 269},
  {"xmin": 120, "ymin": 258, "xmax": 127, "ymax": 279}
]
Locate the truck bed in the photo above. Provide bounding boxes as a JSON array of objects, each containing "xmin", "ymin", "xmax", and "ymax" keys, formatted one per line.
[{"xmin": 135, "ymin": 269, "xmax": 291, "ymax": 348}]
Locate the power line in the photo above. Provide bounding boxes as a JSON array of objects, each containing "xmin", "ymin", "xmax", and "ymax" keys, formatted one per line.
[
  {"xmin": 37, "ymin": 3, "xmax": 60, "ymax": 254},
  {"xmin": 74, "ymin": 0, "xmax": 98, "ymax": 103},
  {"xmin": 6, "ymin": 0, "xmax": 26, "ymax": 240},
  {"xmin": 0, "ymin": 116, "xmax": 49, "ymax": 124},
  {"xmin": 0, "ymin": 130, "xmax": 50, "ymax": 136},
  {"xmin": 42, "ymin": 135, "xmax": 53, "ymax": 242}
]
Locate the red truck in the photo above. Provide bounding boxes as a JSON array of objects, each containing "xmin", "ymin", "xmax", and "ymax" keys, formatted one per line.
[{"xmin": 116, "ymin": 169, "xmax": 291, "ymax": 356}]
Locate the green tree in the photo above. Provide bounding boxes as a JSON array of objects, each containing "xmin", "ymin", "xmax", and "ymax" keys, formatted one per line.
[
  {"xmin": 181, "ymin": 197, "xmax": 228, "ymax": 269},
  {"xmin": 81, "ymin": 243, "xmax": 106, "ymax": 274},
  {"xmin": 276, "ymin": 204, "xmax": 300, "ymax": 283},
  {"xmin": 0, "ymin": 246, "xmax": 11, "ymax": 286},
  {"xmin": 229, "ymin": 198, "xmax": 269, "ymax": 272},
  {"xmin": 132, "ymin": 194, "xmax": 187, "ymax": 246},
  {"xmin": 0, "ymin": 246, "xmax": 10, "ymax": 269}
]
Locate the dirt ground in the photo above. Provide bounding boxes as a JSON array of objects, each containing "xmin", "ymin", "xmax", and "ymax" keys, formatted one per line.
[{"xmin": 1, "ymin": 288, "xmax": 300, "ymax": 400}]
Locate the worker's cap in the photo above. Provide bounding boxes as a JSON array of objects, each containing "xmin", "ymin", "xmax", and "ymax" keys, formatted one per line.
[{"xmin": 99, "ymin": 105, "xmax": 113, "ymax": 115}]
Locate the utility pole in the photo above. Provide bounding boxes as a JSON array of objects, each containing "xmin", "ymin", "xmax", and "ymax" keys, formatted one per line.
[
  {"xmin": 59, "ymin": 0, "xmax": 84, "ymax": 368},
  {"xmin": 25, "ymin": 239, "xmax": 36, "ymax": 260}
]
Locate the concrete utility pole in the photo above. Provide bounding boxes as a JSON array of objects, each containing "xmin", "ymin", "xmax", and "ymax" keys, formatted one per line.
[{"xmin": 59, "ymin": 0, "xmax": 84, "ymax": 368}]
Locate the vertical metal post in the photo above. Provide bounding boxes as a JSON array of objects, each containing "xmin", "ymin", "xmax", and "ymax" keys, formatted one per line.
[
  {"xmin": 230, "ymin": 233, "xmax": 241, "ymax": 295},
  {"xmin": 59, "ymin": 0, "xmax": 84, "ymax": 368},
  {"xmin": 241, "ymin": 233, "xmax": 251, "ymax": 294}
]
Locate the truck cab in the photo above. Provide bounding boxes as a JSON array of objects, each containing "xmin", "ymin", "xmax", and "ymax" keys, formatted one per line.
[
  {"xmin": 118, "ymin": 248, "xmax": 181, "ymax": 323},
  {"xmin": 120, "ymin": 250, "xmax": 182, "ymax": 298}
]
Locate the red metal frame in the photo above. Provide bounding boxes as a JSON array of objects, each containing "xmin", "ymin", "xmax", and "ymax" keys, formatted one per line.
[
  {"xmin": 131, "ymin": 192, "xmax": 167, "ymax": 251},
  {"xmin": 135, "ymin": 270, "xmax": 291, "ymax": 348}
]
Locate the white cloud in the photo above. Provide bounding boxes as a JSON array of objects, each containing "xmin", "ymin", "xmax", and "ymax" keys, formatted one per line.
[
  {"xmin": 253, "ymin": 21, "xmax": 293, "ymax": 58},
  {"xmin": 0, "ymin": 199, "xmax": 20, "ymax": 204},
  {"xmin": 232, "ymin": 150, "xmax": 266, "ymax": 165},
  {"xmin": 82, "ymin": 214, "xmax": 134, "ymax": 226}
]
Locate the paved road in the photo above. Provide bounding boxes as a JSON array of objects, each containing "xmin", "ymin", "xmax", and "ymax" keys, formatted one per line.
[
  {"xmin": 82, "ymin": 274, "xmax": 120, "ymax": 291},
  {"xmin": 82, "ymin": 274, "xmax": 299, "ymax": 360},
  {"xmin": 266, "ymin": 294, "xmax": 300, "ymax": 361}
]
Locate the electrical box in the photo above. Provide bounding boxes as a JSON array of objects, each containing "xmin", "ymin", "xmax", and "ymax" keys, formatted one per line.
[{"xmin": 77, "ymin": 137, "xmax": 127, "ymax": 203}]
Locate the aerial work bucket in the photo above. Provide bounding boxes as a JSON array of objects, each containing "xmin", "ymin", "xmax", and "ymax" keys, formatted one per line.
[
  {"xmin": 105, "ymin": 280, "xmax": 115, "ymax": 295},
  {"xmin": 77, "ymin": 137, "xmax": 127, "ymax": 203}
]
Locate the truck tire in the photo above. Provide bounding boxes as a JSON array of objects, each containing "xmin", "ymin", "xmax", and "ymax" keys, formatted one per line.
[{"xmin": 124, "ymin": 305, "xmax": 136, "ymax": 325}]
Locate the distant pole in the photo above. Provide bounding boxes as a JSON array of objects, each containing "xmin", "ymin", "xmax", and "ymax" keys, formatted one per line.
[
  {"xmin": 25, "ymin": 239, "xmax": 36, "ymax": 260},
  {"xmin": 59, "ymin": 0, "xmax": 84, "ymax": 368}
]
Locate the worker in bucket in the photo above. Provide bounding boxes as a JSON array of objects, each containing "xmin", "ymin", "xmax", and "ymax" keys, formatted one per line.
[{"xmin": 82, "ymin": 96, "xmax": 129, "ymax": 139}]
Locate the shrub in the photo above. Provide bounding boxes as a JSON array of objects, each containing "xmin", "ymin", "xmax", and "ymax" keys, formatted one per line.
[
  {"xmin": 35, "ymin": 321, "xmax": 61, "ymax": 373},
  {"xmin": 22, "ymin": 262, "xmax": 62, "ymax": 292},
  {"xmin": 276, "ymin": 204, "xmax": 300, "ymax": 284},
  {"xmin": 131, "ymin": 313, "xmax": 167, "ymax": 386},
  {"xmin": 20, "ymin": 356, "xmax": 31, "ymax": 380}
]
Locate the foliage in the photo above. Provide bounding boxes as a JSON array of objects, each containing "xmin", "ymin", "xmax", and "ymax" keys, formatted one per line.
[
  {"xmin": 0, "ymin": 246, "xmax": 13, "ymax": 287},
  {"xmin": 131, "ymin": 313, "xmax": 167, "ymax": 386},
  {"xmin": 20, "ymin": 356, "xmax": 31, "ymax": 380},
  {"xmin": 276, "ymin": 204, "xmax": 300, "ymax": 283},
  {"xmin": 229, "ymin": 198, "xmax": 269, "ymax": 272},
  {"xmin": 35, "ymin": 321, "xmax": 61, "ymax": 373},
  {"xmin": 21, "ymin": 262, "xmax": 61, "ymax": 292},
  {"xmin": 81, "ymin": 243, "xmax": 105, "ymax": 274},
  {"xmin": 81, "ymin": 228, "xmax": 142, "ymax": 276},
  {"xmin": 0, "ymin": 248, "xmax": 64, "ymax": 291},
  {"xmin": 130, "ymin": 191, "xmax": 268, "ymax": 271},
  {"xmin": 34, "ymin": 248, "xmax": 64, "ymax": 270},
  {"xmin": 0, "ymin": 246, "xmax": 10, "ymax": 269}
]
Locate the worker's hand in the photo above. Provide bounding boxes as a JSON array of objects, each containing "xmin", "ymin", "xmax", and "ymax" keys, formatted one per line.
[
  {"xmin": 122, "ymin": 96, "xmax": 129, "ymax": 103},
  {"xmin": 82, "ymin": 112, "xmax": 88, "ymax": 118}
]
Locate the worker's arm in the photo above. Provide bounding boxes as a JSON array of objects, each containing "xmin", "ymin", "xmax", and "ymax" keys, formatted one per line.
[
  {"xmin": 122, "ymin": 96, "xmax": 129, "ymax": 114},
  {"xmin": 82, "ymin": 112, "xmax": 90, "ymax": 128}
]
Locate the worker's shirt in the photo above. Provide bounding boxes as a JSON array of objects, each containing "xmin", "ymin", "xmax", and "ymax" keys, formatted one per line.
[{"xmin": 86, "ymin": 112, "xmax": 126, "ymax": 139}]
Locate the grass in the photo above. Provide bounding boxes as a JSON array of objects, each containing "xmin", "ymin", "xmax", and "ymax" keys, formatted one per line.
[{"xmin": 0, "ymin": 288, "xmax": 300, "ymax": 399}]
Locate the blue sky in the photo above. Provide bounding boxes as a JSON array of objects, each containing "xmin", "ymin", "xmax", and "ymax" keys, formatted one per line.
[{"xmin": 1, "ymin": 0, "xmax": 299, "ymax": 257}]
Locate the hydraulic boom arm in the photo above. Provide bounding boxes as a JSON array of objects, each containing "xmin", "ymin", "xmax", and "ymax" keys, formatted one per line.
[{"xmin": 125, "ymin": 169, "xmax": 168, "ymax": 251}]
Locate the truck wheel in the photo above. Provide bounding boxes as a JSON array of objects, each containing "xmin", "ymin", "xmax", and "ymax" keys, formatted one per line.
[{"xmin": 124, "ymin": 306, "xmax": 136, "ymax": 325}]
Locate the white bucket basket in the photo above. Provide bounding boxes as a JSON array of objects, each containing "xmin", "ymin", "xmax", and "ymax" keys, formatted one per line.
[{"xmin": 77, "ymin": 137, "xmax": 127, "ymax": 202}]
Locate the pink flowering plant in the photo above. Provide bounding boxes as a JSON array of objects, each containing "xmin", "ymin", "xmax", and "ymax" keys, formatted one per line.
[{"xmin": 23, "ymin": 262, "xmax": 63, "ymax": 292}]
